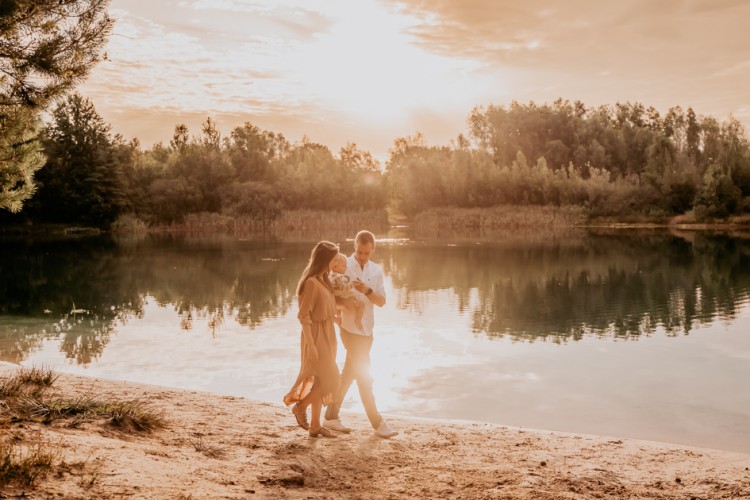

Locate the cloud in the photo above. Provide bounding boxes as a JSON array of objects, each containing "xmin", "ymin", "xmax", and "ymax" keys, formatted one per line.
[
  {"xmin": 390, "ymin": 0, "xmax": 749, "ymax": 72},
  {"xmin": 78, "ymin": 0, "xmax": 750, "ymax": 157},
  {"xmin": 386, "ymin": 0, "xmax": 750, "ymax": 128}
]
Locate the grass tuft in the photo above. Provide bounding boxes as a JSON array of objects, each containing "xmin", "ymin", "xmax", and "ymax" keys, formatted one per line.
[
  {"xmin": 105, "ymin": 400, "xmax": 166, "ymax": 432},
  {"xmin": 16, "ymin": 366, "xmax": 59, "ymax": 387},
  {"xmin": 0, "ymin": 366, "xmax": 58, "ymax": 399},
  {"xmin": 0, "ymin": 440, "xmax": 59, "ymax": 487},
  {"xmin": 2, "ymin": 368, "xmax": 166, "ymax": 433},
  {"xmin": 188, "ymin": 434, "xmax": 227, "ymax": 459},
  {"xmin": 8, "ymin": 395, "xmax": 165, "ymax": 432}
]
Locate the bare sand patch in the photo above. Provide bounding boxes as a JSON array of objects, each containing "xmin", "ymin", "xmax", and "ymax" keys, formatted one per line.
[{"xmin": 1, "ymin": 363, "xmax": 748, "ymax": 499}]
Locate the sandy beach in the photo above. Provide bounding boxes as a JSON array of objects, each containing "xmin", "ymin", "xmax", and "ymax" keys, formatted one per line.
[{"xmin": 1, "ymin": 362, "xmax": 748, "ymax": 499}]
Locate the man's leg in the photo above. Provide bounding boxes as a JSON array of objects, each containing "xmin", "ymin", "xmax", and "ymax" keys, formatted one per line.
[
  {"xmin": 324, "ymin": 328, "xmax": 356, "ymax": 421},
  {"xmin": 351, "ymin": 334, "xmax": 383, "ymax": 429}
]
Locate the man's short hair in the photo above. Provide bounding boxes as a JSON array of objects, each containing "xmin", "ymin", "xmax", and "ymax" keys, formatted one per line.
[{"xmin": 355, "ymin": 230, "xmax": 376, "ymax": 247}]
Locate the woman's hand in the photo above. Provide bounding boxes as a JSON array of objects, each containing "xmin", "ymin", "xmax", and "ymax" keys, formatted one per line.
[{"xmin": 307, "ymin": 344, "xmax": 319, "ymax": 363}]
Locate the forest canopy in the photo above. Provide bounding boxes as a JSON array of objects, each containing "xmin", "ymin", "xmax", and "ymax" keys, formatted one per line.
[{"xmin": 2, "ymin": 96, "xmax": 750, "ymax": 228}]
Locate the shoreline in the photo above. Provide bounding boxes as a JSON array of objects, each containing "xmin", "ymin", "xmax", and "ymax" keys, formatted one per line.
[
  {"xmin": 3, "ymin": 207, "xmax": 750, "ymax": 238},
  {"xmin": 2, "ymin": 362, "xmax": 748, "ymax": 499}
]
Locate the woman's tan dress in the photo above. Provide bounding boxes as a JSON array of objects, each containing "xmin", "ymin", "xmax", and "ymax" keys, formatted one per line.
[{"xmin": 283, "ymin": 276, "xmax": 340, "ymax": 406}]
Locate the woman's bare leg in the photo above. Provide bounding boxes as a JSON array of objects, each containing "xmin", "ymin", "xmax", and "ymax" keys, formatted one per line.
[{"xmin": 298, "ymin": 388, "xmax": 315, "ymax": 410}]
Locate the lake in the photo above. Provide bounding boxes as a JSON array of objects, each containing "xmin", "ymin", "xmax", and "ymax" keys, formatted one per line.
[{"xmin": 1, "ymin": 229, "xmax": 749, "ymax": 452}]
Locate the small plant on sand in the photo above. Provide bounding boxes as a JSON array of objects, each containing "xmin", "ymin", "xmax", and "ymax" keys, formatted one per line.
[
  {"xmin": 188, "ymin": 433, "xmax": 227, "ymax": 459},
  {"xmin": 57, "ymin": 454, "xmax": 102, "ymax": 489},
  {"xmin": 16, "ymin": 366, "xmax": 59, "ymax": 387},
  {"xmin": 104, "ymin": 400, "xmax": 166, "ymax": 432},
  {"xmin": 0, "ymin": 366, "xmax": 58, "ymax": 399},
  {"xmin": 0, "ymin": 439, "xmax": 59, "ymax": 487}
]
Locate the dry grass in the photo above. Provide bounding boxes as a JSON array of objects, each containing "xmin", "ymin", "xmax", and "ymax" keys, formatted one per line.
[
  {"xmin": 412, "ymin": 205, "xmax": 589, "ymax": 230},
  {"xmin": 145, "ymin": 209, "xmax": 389, "ymax": 235},
  {"xmin": 1, "ymin": 368, "xmax": 165, "ymax": 433},
  {"xmin": 0, "ymin": 366, "xmax": 57, "ymax": 399},
  {"xmin": 0, "ymin": 367, "xmax": 167, "ymax": 491},
  {"xmin": 104, "ymin": 400, "xmax": 166, "ymax": 432},
  {"xmin": 15, "ymin": 366, "xmax": 59, "ymax": 387},
  {"xmin": 0, "ymin": 439, "xmax": 60, "ymax": 487},
  {"xmin": 187, "ymin": 433, "xmax": 227, "ymax": 459},
  {"xmin": 7, "ymin": 395, "xmax": 165, "ymax": 432}
]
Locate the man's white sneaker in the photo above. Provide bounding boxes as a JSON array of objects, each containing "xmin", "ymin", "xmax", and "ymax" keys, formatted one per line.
[
  {"xmin": 323, "ymin": 418, "xmax": 352, "ymax": 433},
  {"xmin": 374, "ymin": 420, "xmax": 398, "ymax": 438}
]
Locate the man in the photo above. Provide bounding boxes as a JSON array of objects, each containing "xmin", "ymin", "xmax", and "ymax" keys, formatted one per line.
[{"xmin": 324, "ymin": 230, "xmax": 398, "ymax": 438}]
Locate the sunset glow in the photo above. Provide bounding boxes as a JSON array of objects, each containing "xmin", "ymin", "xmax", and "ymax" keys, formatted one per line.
[{"xmin": 81, "ymin": 0, "xmax": 750, "ymax": 158}]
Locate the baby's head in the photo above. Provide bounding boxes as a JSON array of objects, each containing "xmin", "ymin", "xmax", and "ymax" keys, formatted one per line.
[{"xmin": 332, "ymin": 253, "xmax": 347, "ymax": 274}]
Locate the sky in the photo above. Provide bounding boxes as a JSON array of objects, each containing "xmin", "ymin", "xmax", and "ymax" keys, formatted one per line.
[{"xmin": 80, "ymin": 0, "xmax": 750, "ymax": 161}]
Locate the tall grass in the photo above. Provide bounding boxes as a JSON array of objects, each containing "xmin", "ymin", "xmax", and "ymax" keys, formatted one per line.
[
  {"xmin": 412, "ymin": 205, "xmax": 589, "ymax": 230},
  {"xmin": 111, "ymin": 213, "xmax": 148, "ymax": 233},
  {"xmin": 126, "ymin": 209, "xmax": 389, "ymax": 235}
]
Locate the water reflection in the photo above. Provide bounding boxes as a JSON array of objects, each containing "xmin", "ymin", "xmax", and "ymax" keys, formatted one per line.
[
  {"xmin": 0, "ymin": 235, "xmax": 310, "ymax": 363},
  {"xmin": 382, "ymin": 230, "xmax": 750, "ymax": 340},
  {"xmin": 0, "ymin": 237, "xmax": 140, "ymax": 363},
  {"xmin": 2, "ymin": 231, "xmax": 750, "ymax": 364}
]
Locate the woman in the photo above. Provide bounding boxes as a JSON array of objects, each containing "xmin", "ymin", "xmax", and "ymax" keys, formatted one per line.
[{"xmin": 283, "ymin": 241, "xmax": 341, "ymax": 437}]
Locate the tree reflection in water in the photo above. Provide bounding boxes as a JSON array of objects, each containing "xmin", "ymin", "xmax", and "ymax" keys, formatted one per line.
[
  {"xmin": 2, "ymin": 230, "xmax": 749, "ymax": 364},
  {"xmin": 0, "ymin": 235, "xmax": 308, "ymax": 364},
  {"xmin": 381, "ymin": 230, "xmax": 750, "ymax": 341}
]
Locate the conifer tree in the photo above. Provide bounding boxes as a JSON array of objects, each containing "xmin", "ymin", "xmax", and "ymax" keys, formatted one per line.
[
  {"xmin": 34, "ymin": 93, "xmax": 125, "ymax": 226},
  {"xmin": 0, "ymin": 0, "xmax": 113, "ymax": 212}
]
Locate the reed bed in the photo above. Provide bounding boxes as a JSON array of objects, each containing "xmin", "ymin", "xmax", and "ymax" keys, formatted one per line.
[
  {"xmin": 139, "ymin": 209, "xmax": 389, "ymax": 236},
  {"xmin": 411, "ymin": 205, "xmax": 589, "ymax": 230}
]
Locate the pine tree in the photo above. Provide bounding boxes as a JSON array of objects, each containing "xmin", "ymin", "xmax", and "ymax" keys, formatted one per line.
[
  {"xmin": 0, "ymin": 0, "xmax": 113, "ymax": 212},
  {"xmin": 0, "ymin": 106, "xmax": 44, "ymax": 212},
  {"xmin": 33, "ymin": 93, "xmax": 126, "ymax": 226}
]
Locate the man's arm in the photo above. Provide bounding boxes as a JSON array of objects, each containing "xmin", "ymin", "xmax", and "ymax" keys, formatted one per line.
[
  {"xmin": 353, "ymin": 274, "xmax": 386, "ymax": 307},
  {"xmin": 365, "ymin": 289, "xmax": 385, "ymax": 307}
]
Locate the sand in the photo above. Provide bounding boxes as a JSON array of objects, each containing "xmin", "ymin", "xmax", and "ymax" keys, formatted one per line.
[{"xmin": 1, "ymin": 362, "xmax": 748, "ymax": 499}]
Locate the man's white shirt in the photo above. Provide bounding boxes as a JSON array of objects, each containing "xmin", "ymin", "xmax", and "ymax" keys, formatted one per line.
[{"xmin": 339, "ymin": 254, "xmax": 385, "ymax": 336}]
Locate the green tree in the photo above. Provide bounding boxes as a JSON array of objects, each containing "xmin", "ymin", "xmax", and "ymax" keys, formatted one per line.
[
  {"xmin": 32, "ymin": 93, "xmax": 126, "ymax": 226},
  {"xmin": 0, "ymin": 106, "xmax": 44, "ymax": 211},
  {"xmin": 0, "ymin": 0, "xmax": 113, "ymax": 212}
]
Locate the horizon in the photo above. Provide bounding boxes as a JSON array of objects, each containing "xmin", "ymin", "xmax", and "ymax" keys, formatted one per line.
[{"xmin": 80, "ymin": 0, "xmax": 750, "ymax": 161}]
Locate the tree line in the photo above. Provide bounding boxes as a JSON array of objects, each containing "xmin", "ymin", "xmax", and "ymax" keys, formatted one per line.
[
  {"xmin": 388, "ymin": 100, "xmax": 750, "ymax": 218},
  {"xmin": 5, "ymin": 93, "xmax": 386, "ymax": 227},
  {"xmin": 2, "ymin": 1, "xmax": 750, "ymax": 228},
  {"xmin": 3, "ymin": 93, "xmax": 750, "ymax": 229}
]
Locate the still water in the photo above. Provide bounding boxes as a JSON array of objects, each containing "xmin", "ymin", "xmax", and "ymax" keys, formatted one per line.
[{"xmin": 1, "ymin": 230, "xmax": 749, "ymax": 452}]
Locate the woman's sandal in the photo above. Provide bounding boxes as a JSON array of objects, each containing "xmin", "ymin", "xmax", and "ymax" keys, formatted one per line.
[
  {"xmin": 309, "ymin": 426, "xmax": 336, "ymax": 438},
  {"xmin": 291, "ymin": 403, "xmax": 309, "ymax": 430}
]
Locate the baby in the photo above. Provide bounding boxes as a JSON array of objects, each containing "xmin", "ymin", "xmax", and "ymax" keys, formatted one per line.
[{"xmin": 330, "ymin": 253, "xmax": 364, "ymax": 331}]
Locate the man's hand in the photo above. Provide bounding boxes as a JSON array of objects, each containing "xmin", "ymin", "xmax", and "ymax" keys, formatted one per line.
[{"xmin": 353, "ymin": 279, "xmax": 370, "ymax": 294}]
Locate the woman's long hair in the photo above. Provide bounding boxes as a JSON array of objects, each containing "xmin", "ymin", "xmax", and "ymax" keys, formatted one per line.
[{"xmin": 296, "ymin": 240, "xmax": 340, "ymax": 298}]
